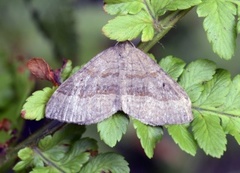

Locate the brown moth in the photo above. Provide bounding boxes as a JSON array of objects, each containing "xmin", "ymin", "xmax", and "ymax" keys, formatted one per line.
[{"xmin": 46, "ymin": 42, "xmax": 193, "ymax": 126}]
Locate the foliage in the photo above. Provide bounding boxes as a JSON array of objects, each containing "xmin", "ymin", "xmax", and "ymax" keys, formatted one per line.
[
  {"xmin": 103, "ymin": 0, "xmax": 239, "ymax": 60},
  {"xmin": 133, "ymin": 119, "xmax": 163, "ymax": 158},
  {"xmin": 97, "ymin": 112, "xmax": 129, "ymax": 147},
  {"xmin": 0, "ymin": 51, "xmax": 34, "ymax": 159},
  {"xmin": 2, "ymin": 0, "xmax": 240, "ymax": 172},
  {"xmin": 21, "ymin": 55, "xmax": 240, "ymax": 160},
  {"xmin": 13, "ymin": 125, "xmax": 129, "ymax": 173},
  {"xmin": 21, "ymin": 87, "xmax": 56, "ymax": 121}
]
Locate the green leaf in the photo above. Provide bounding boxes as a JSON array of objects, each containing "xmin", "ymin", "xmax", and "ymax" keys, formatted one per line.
[
  {"xmin": 190, "ymin": 71, "xmax": 240, "ymax": 147},
  {"xmin": 148, "ymin": 53, "xmax": 157, "ymax": 62},
  {"xmin": 192, "ymin": 111, "xmax": 226, "ymax": 158},
  {"xmin": 61, "ymin": 59, "xmax": 72, "ymax": 82},
  {"xmin": 59, "ymin": 138, "xmax": 97, "ymax": 172},
  {"xmin": 30, "ymin": 167, "xmax": 51, "ymax": 173},
  {"xmin": 221, "ymin": 75, "xmax": 240, "ymax": 115},
  {"xmin": 41, "ymin": 133, "xmax": 95, "ymax": 172},
  {"xmin": 66, "ymin": 137, "xmax": 98, "ymax": 157},
  {"xmin": 41, "ymin": 144, "xmax": 68, "ymax": 163},
  {"xmin": 197, "ymin": 0, "xmax": 237, "ymax": 59},
  {"xmin": 159, "ymin": 55, "xmax": 186, "ymax": 81},
  {"xmin": 150, "ymin": 0, "xmax": 167, "ymax": 16},
  {"xmin": 194, "ymin": 69, "xmax": 231, "ymax": 108},
  {"xmin": 167, "ymin": 125, "xmax": 197, "ymax": 156},
  {"xmin": 13, "ymin": 161, "xmax": 31, "ymax": 171},
  {"xmin": 0, "ymin": 71, "xmax": 13, "ymax": 108},
  {"xmin": 39, "ymin": 135, "xmax": 54, "ymax": 151},
  {"xmin": 80, "ymin": 153, "xmax": 130, "ymax": 173},
  {"xmin": 18, "ymin": 147, "xmax": 33, "ymax": 160},
  {"xmin": 38, "ymin": 124, "xmax": 86, "ymax": 151},
  {"xmin": 69, "ymin": 65, "xmax": 81, "ymax": 76},
  {"xmin": 30, "ymin": 167, "xmax": 60, "ymax": 173},
  {"xmin": 98, "ymin": 112, "xmax": 129, "ymax": 147},
  {"xmin": 179, "ymin": 59, "xmax": 216, "ymax": 102},
  {"xmin": 237, "ymin": 2, "xmax": 240, "ymax": 34},
  {"xmin": 102, "ymin": 10, "xmax": 154, "ymax": 42},
  {"xmin": 14, "ymin": 125, "xmax": 87, "ymax": 171},
  {"xmin": 220, "ymin": 75, "xmax": 240, "ymax": 143},
  {"xmin": 151, "ymin": 0, "xmax": 201, "ymax": 16},
  {"xmin": 165, "ymin": 0, "xmax": 201, "ymax": 11},
  {"xmin": 13, "ymin": 147, "xmax": 35, "ymax": 171},
  {"xmin": 14, "ymin": 126, "xmax": 95, "ymax": 172},
  {"xmin": 21, "ymin": 87, "xmax": 56, "ymax": 121},
  {"xmin": 0, "ymin": 131, "xmax": 11, "ymax": 143},
  {"xmin": 133, "ymin": 119, "xmax": 163, "ymax": 158},
  {"xmin": 104, "ymin": 0, "xmax": 144, "ymax": 15},
  {"xmin": 222, "ymin": 116, "xmax": 240, "ymax": 144},
  {"xmin": 32, "ymin": 155, "xmax": 44, "ymax": 167},
  {"xmin": 38, "ymin": 125, "xmax": 86, "ymax": 164},
  {"xmin": 141, "ymin": 24, "xmax": 155, "ymax": 42}
]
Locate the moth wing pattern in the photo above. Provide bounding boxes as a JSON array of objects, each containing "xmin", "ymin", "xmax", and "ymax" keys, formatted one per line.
[
  {"xmin": 46, "ymin": 42, "xmax": 193, "ymax": 126},
  {"xmin": 46, "ymin": 48, "xmax": 122, "ymax": 124},
  {"xmin": 120, "ymin": 43, "xmax": 192, "ymax": 125}
]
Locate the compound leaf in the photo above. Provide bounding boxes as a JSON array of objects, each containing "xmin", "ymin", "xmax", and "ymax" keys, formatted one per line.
[{"xmin": 197, "ymin": 0, "xmax": 237, "ymax": 59}]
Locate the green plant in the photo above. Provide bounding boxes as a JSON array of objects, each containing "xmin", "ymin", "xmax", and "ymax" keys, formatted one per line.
[{"xmin": 2, "ymin": 0, "xmax": 240, "ymax": 172}]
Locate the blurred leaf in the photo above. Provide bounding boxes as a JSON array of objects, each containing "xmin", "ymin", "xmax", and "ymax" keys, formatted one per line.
[
  {"xmin": 40, "ymin": 139, "xmax": 93, "ymax": 172},
  {"xmin": 0, "ymin": 67, "xmax": 13, "ymax": 108},
  {"xmin": 0, "ymin": 131, "xmax": 11, "ymax": 143},
  {"xmin": 30, "ymin": 167, "xmax": 58, "ymax": 173},
  {"xmin": 69, "ymin": 65, "xmax": 81, "ymax": 76},
  {"xmin": 14, "ymin": 125, "xmax": 97, "ymax": 172},
  {"xmin": 80, "ymin": 153, "xmax": 130, "ymax": 173},
  {"xmin": 60, "ymin": 59, "xmax": 72, "ymax": 82},
  {"xmin": 0, "ymin": 51, "xmax": 34, "ymax": 153},
  {"xmin": 98, "ymin": 112, "xmax": 129, "ymax": 147},
  {"xmin": 141, "ymin": 24, "xmax": 155, "ymax": 42},
  {"xmin": 39, "ymin": 124, "xmax": 86, "ymax": 151},
  {"xmin": 37, "ymin": 125, "xmax": 90, "ymax": 172},
  {"xmin": 60, "ymin": 138, "xmax": 97, "ymax": 172},
  {"xmin": 133, "ymin": 119, "xmax": 163, "ymax": 158},
  {"xmin": 13, "ymin": 147, "xmax": 38, "ymax": 171},
  {"xmin": 197, "ymin": 0, "xmax": 237, "ymax": 59},
  {"xmin": 18, "ymin": 147, "xmax": 34, "ymax": 160}
]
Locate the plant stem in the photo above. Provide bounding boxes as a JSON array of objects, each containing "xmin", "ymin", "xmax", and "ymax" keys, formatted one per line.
[
  {"xmin": 0, "ymin": 121, "xmax": 66, "ymax": 170},
  {"xmin": 138, "ymin": 8, "xmax": 192, "ymax": 52}
]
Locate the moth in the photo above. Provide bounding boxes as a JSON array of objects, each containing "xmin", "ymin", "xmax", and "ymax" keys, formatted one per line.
[{"xmin": 46, "ymin": 42, "xmax": 192, "ymax": 126}]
